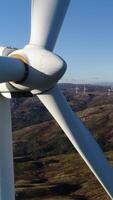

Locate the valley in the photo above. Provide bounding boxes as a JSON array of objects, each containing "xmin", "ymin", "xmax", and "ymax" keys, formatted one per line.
[{"xmin": 12, "ymin": 84, "xmax": 113, "ymax": 200}]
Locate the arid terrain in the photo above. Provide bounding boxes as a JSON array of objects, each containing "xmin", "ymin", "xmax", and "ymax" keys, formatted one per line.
[{"xmin": 12, "ymin": 84, "xmax": 113, "ymax": 200}]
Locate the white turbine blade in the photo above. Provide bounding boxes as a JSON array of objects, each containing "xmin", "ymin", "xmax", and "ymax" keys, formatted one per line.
[
  {"xmin": 1, "ymin": 92, "xmax": 12, "ymax": 99},
  {"xmin": 29, "ymin": 0, "xmax": 70, "ymax": 50},
  {"xmin": 0, "ymin": 95, "xmax": 15, "ymax": 200},
  {"xmin": 0, "ymin": 46, "xmax": 16, "ymax": 57},
  {"xmin": 0, "ymin": 83, "xmax": 18, "ymax": 93},
  {"xmin": 0, "ymin": 82, "xmax": 13, "ymax": 98},
  {"xmin": 0, "ymin": 47, "xmax": 17, "ymax": 96},
  {"xmin": 38, "ymin": 86, "xmax": 113, "ymax": 200},
  {"xmin": 0, "ymin": 56, "xmax": 25, "ymax": 83}
]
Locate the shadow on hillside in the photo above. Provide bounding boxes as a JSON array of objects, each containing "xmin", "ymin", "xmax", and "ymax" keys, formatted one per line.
[{"xmin": 49, "ymin": 182, "xmax": 80, "ymax": 195}]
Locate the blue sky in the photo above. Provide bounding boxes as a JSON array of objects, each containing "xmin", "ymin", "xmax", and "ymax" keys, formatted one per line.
[{"xmin": 0, "ymin": 0, "xmax": 113, "ymax": 83}]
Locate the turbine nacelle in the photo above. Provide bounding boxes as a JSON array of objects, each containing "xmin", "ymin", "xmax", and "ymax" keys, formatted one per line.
[{"xmin": 9, "ymin": 45, "xmax": 66, "ymax": 93}]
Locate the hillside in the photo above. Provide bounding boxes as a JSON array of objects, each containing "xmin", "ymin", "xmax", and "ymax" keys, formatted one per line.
[{"xmin": 12, "ymin": 84, "xmax": 113, "ymax": 200}]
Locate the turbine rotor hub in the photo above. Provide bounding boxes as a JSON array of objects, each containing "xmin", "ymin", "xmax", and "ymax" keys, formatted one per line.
[{"xmin": 9, "ymin": 45, "xmax": 67, "ymax": 93}]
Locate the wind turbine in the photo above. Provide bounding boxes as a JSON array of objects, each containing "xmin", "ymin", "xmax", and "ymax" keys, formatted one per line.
[
  {"xmin": 108, "ymin": 88, "xmax": 111, "ymax": 96},
  {"xmin": 75, "ymin": 85, "xmax": 79, "ymax": 94},
  {"xmin": 83, "ymin": 85, "xmax": 87, "ymax": 95},
  {"xmin": 0, "ymin": 0, "xmax": 113, "ymax": 200}
]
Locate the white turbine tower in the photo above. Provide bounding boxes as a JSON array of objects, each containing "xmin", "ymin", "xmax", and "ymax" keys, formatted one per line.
[
  {"xmin": 75, "ymin": 85, "xmax": 79, "ymax": 94},
  {"xmin": 108, "ymin": 88, "xmax": 111, "ymax": 96},
  {"xmin": 83, "ymin": 85, "xmax": 87, "ymax": 95},
  {"xmin": 0, "ymin": 1, "xmax": 113, "ymax": 200}
]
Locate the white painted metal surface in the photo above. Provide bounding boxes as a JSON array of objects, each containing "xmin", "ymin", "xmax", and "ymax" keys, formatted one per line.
[
  {"xmin": 38, "ymin": 86, "xmax": 113, "ymax": 200},
  {"xmin": 0, "ymin": 0, "xmax": 112, "ymax": 199},
  {"xmin": 0, "ymin": 95, "xmax": 15, "ymax": 200},
  {"xmin": 0, "ymin": 47, "xmax": 20, "ymax": 95},
  {"xmin": 0, "ymin": 83, "xmax": 18, "ymax": 93},
  {"xmin": 10, "ymin": 47, "xmax": 66, "ymax": 93},
  {"xmin": 8, "ymin": 0, "xmax": 70, "ymax": 92},
  {"xmin": 0, "ymin": 47, "xmax": 16, "ymax": 57},
  {"xmin": 29, "ymin": 0, "xmax": 70, "ymax": 50},
  {"xmin": 0, "ymin": 56, "xmax": 25, "ymax": 83}
]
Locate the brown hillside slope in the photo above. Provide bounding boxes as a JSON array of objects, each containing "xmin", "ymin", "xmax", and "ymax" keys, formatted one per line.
[{"xmin": 12, "ymin": 87, "xmax": 113, "ymax": 200}]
